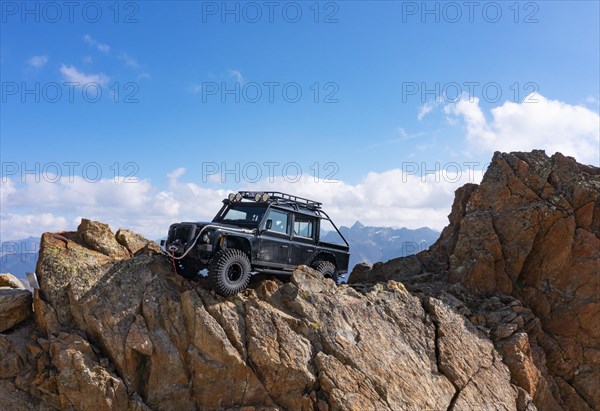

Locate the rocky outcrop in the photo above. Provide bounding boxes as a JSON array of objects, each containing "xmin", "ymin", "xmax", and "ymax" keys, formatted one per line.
[
  {"xmin": 116, "ymin": 229, "xmax": 162, "ymax": 257},
  {"xmin": 0, "ymin": 289, "xmax": 32, "ymax": 333},
  {"xmin": 349, "ymin": 150, "xmax": 600, "ymax": 410},
  {"xmin": 78, "ymin": 219, "xmax": 132, "ymax": 260},
  {"xmin": 1, "ymin": 150, "xmax": 597, "ymax": 410},
  {"xmin": 2, "ymin": 218, "xmax": 529, "ymax": 410},
  {"xmin": 76, "ymin": 219, "xmax": 162, "ymax": 260}
]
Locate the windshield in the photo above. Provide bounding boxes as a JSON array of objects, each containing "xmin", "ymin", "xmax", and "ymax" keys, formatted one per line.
[{"xmin": 215, "ymin": 204, "xmax": 267, "ymax": 226}]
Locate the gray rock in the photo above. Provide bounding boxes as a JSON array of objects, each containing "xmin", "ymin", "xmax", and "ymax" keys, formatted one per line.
[{"xmin": 0, "ymin": 289, "xmax": 32, "ymax": 332}]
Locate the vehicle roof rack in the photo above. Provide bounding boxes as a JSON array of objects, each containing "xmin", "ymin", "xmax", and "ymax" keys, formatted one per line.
[{"xmin": 235, "ymin": 191, "xmax": 322, "ymax": 210}]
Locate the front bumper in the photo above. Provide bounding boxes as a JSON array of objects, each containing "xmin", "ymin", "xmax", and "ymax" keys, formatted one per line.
[{"xmin": 165, "ymin": 223, "xmax": 214, "ymax": 257}]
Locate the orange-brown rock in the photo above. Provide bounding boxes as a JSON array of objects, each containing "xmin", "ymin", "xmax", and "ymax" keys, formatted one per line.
[
  {"xmin": 0, "ymin": 273, "xmax": 26, "ymax": 289},
  {"xmin": 0, "ymin": 289, "xmax": 32, "ymax": 333},
  {"xmin": 116, "ymin": 229, "xmax": 161, "ymax": 256},
  {"xmin": 78, "ymin": 219, "xmax": 131, "ymax": 259},
  {"xmin": 2, "ymin": 220, "xmax": 527, "ymax": 410},
  {"xmin": 349, "ymin": 150, "xmax": 600, "ymax": 410}
]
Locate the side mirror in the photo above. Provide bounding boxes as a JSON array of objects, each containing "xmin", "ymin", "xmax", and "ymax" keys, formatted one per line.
[{"xmin": 265, "ymin": 219, "xmax": 273, "ymax": 231}]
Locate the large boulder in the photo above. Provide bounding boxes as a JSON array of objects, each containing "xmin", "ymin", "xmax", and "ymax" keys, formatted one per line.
[
  {"xmin": 0, "ymin": 289, "xmax": 32, "ymax": 332},
  {"xmin": 78, "ymin": 219, "xmax": 131, "ymax": 260}
]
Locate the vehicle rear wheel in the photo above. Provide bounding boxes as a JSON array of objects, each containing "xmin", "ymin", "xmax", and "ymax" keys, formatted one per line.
[
  {"xmin": 209, "ymin": 249, "xmax": 251, "ymax": 296},
  {"xmin": 312, "ymin": 260, "xmax": 338, "ymax": 283}
]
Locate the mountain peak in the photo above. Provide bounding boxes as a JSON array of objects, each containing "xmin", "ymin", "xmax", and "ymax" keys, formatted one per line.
[{"xmin": 351, "ymin": 221, "xmax": 365, "ymax": 229}]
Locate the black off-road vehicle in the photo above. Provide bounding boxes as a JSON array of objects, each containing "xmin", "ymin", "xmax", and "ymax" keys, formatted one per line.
[{"xmin": 162, "ymin": 191, "xmax": 350, "ymax": 295}]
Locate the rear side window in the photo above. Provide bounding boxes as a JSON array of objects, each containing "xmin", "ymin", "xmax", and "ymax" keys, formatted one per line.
[
  {"xmin": 293, "ymin": 215, "xmax": 315, "ymax": 238},
  {"xmin": 265, "ymin": 210, "xmax": 289, "ymax": 234}
]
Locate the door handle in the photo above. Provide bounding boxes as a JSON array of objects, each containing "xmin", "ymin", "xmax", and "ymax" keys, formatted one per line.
[
  {"xmin": 307, "ymin": 249, "xmax": 314, "ymax": 252},
  {"xmin": 281, "ymin": 245, "xmax": 288, "ymax": 248}
]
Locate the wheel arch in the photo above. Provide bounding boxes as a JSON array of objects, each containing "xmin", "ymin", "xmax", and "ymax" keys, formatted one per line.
[
  {"xmin": 312, "ymin": 252, "xmax": 337, "ymax": 268},
  {"xmin": 219, "ymin": 235, "xmax": 252, "ymax": 260}
]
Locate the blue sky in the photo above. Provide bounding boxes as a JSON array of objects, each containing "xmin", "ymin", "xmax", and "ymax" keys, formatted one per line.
[{"xmin": 1, "ymin": 1, "xmax": 599, "ymax": 240}]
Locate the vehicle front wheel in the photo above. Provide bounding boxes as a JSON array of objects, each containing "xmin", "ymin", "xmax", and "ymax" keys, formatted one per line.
[
  {"xmin": 312, "ymin": 260, "xmax": 338, "ymax": 283},
  {"xmin": 209, "ymin": 249, "xmax": 251, "ymax": 296}
]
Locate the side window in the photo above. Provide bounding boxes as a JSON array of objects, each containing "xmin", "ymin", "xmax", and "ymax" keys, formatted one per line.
[
  {"xmin": 265, "ymin": 210, "xmax": 289, "ymax": 234},
  {"xmin": 293, "ymin": 215, "xmax": 315, "ymax": 239}
]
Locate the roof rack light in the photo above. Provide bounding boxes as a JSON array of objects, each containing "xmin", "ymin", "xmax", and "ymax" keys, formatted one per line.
[{"xmin": 254, "ymin": 192, "xmax": 270, "ymax": 202}]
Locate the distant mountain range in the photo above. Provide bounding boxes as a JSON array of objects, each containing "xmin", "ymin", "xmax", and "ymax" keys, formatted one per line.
[
  {"xmin": 0, "ymin": 236, "xmax": 39, "ymax": 284},
  {"xmin": 1, "ymin": 223, "xmax": 439, "ymax": 283},
  {"xmin": 327, "ymin": 221, "xmax": 440, "ymax": 272}
]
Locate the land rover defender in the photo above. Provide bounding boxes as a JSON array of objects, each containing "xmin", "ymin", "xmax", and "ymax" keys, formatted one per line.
[{"xmin": 163, "ymin": 191, "xmax": 350, "ymax": 295}]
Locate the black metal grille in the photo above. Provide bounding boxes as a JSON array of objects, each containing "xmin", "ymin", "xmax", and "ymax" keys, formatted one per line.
[{"xmin": 169, "ymin": 224, "xmax": 195, "ymax": 244}]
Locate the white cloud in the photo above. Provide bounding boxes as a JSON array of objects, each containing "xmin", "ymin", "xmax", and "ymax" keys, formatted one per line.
[
  {"xmin": 444, "ymin": 94, "xmax": 600, "ymax": 165},
  {"xmin": 167, "ymin": 168, "xmax": 186, "ymax": 186},
  {"xmin": 228, "ymin": 69, "xmax": 244, "ymax": 83},
  {"xmin": 59, "ymin": 64, "xmax": 110, "ymax": 86},
  {"xmin": 0, "ymin": 178, "xmax": 16, "ymax": 205},
  {"xmin": 83, "ymin": 34, "xmax": 110, "ymax": 53},
  {"xmin": 418, "ymin": 97, "xmax": 445, "ymax": 121},
  {"xmin": 119, "ymin": 53, "xmax": 140, "ymax": 69},
  {"xmin": 1, "ymin": 165, "xmax": 483, "ymax": 241},
  {"xmin": 27, "ymin": 55, "xmax": 48, "ymax": 69},
  {"xmin": 0, "ymin": 213, "xmax": 67, "ymax": 240},
  {"xmin": 97, "ymin": 44, "xmax": 110, "ymax": 53},
  {"xmin": 418, "ymin": 102, "xmax": 434, "ymax": 120}
]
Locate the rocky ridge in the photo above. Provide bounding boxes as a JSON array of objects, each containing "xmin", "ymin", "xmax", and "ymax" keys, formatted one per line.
[
  {"xmin": 0, "ymin": 150, "xmax": 597, "ymax": 411},
  {"xmin": 349, "ymin": 150, "xmax": 600, "ymax": 410},
  {"xmin": 1, "ymin": 223, "xmax": 524, "ymax": 410}
]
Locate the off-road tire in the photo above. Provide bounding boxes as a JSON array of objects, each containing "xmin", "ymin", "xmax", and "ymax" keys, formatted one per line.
[
  {"xmin": 312, "ymin": 260, "xmax": 338, "ymax": 283},
  {"xmin": 209, "ymin": 249, "xmax": 251, "ymax": 296},
  {"xmin": 175, "ymin": 258, "xmax": 201, "ymax": 279}
]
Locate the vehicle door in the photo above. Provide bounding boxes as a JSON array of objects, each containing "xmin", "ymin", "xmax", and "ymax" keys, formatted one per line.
[
  {"xmin": 256, "ymin": 208, "xmax": 292, "ymax": 269},
  {"xmin": 290, "ymin": 213, "xmax": 317, "ymax": 266}
]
